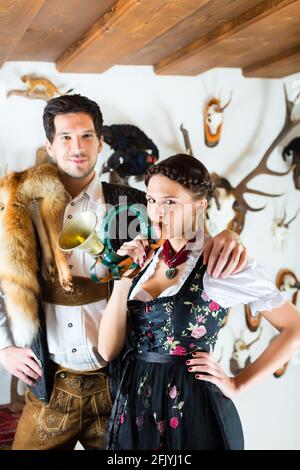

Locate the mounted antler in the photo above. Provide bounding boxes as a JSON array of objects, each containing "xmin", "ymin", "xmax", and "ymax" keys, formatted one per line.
[
  {"xmin": 278, "ymin": 207, "xmax": 300, "ymax": 228},
  {"xmin": 209, "ymin": 85, "xmax": 300, "ymax": 234},
  {"xmin": 180, "ymin": 123, "xmax": 194, "ymax": 156},
  {"xmin": 219, "ymin": 90, "xmax": 232, "ymax": 112}
]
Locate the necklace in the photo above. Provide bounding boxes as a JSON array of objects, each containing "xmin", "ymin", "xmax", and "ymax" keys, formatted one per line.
[{"xmin": 161, "ymin": 238, "xmax": 195, "ymax": 280}]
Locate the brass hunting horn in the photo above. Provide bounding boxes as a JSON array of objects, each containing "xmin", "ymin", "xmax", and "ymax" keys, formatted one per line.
[{"xmin": 59, "ymin": 203, "xmax": 162, "ymax": 282}]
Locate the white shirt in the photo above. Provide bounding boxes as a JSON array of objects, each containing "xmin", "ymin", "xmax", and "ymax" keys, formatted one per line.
[
  {"xmin": 44, "ymin": 175, "xmax": 110, "ymax": 370},
  {"xmin": 129, "ymin": 243, "xmax": 288, "ymax": 317}
]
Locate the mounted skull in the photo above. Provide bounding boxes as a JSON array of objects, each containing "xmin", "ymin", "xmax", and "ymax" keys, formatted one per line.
[
  {"xmin": 276, "ymin": 269, "xmax": 300, "ymax": 308},
  {"xmin": 204, "ymin": 92, "xmax": 232, "ymax": 148}
]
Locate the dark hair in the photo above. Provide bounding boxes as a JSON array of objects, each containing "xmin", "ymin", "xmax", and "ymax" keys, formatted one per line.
[
  {"xmin": 144, "ymin": 154, "xmax": 215, "ymax": 202},
  {"xmin": 43, "ymin": 94, "xmax": 103, "ymax": 143}
]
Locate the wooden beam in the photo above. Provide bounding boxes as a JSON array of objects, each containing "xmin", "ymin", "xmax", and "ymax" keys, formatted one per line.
[
  {"xmin": 243, "ymin": 45, "xmax": 300, "ymax": 78},
  {"xmin": 121, "ymin": 0, "xmax": 264, "ymax": 66},
  {"xmin": 10, "ymin": 0, "xmax": 117, "ymax": 62},
  {"xmin": 154, "ymin": 0, "xmax": 298, "ymax": 75},
  {"xmin": 0, "ymin": 0, "xmax": 46, "ymax": 67},
  {"xmin": 56, "ymin": 0, "xmax": 207, "ymax": 73}
]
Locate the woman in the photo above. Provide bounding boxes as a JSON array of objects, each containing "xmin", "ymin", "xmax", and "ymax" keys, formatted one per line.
[{"xmin": 98, "ymin": 154, "xmax": 300, "ymax": 450}]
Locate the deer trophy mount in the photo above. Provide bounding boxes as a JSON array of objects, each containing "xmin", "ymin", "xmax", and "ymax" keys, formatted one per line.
[
  {"xmin": 206, "ymin": 86, "xmax": 299, "ymax": 235},
  {"xmin": 282, "ymin": 137, "xmax": 300, "ymax": 190},
  {"xmin": 244, "ymin": 304, "xmax": 262, "ymax": 333},
  {"xmin": 276, "ymin": 268, "xmax": 300, "ymax": 306},
  {"xmin": 7, "ymin": 75, "xmax": 73, "ymax": 101},
  {"xmin": 229, "ymin": 326, "xmax": 262, "ymax": 376},
  {"xmin": 272, "ymin": 207, "xmax": 300, "ymax": 252},
  {"xmin": 267, "ymin": 269, "xmax": 300, "ymax": 378},
  {"xmin": 204, "ymin": 92, "xmax": 232, "ymax": 148}
]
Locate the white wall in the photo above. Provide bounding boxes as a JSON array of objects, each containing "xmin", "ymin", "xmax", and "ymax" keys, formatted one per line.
[{"xmin": 0, "ymin": 62, "xmax": 299, "ymax": 450}]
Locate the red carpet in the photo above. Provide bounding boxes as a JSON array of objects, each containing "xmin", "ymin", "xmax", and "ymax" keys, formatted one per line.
[{"xmin": 0, "ymin": 406, "xmax": 22, "ymax": 448}]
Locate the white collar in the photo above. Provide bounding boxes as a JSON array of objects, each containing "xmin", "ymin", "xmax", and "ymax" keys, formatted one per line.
[{"xmin": 70, "ymin": 173, "xmax": 104, "ymax": 205}]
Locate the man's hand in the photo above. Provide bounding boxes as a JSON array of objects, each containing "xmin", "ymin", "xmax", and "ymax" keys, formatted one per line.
[
  {"xmin": 203, "ymin": 230, "xmax": 248, "ymax": 279},
  {"xmin": 0, "ymin": 346, "xmax": 42, "ymax": 386}
]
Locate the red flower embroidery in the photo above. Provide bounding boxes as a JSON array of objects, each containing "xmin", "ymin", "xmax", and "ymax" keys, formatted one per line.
[
  {"xmin": 120, "ymin": 414, "xmax": 125, "ymax": 424},
  {"xmin": 170, "ymin": 417, "xmax": 179, "ymax": 429},
  {"xmin": 170, "ymin": 345, "xmax": 187, "ymax": 356},
  {"xmin": 209, "ymin": 301, "xmax": 220, "ymax": 311}
]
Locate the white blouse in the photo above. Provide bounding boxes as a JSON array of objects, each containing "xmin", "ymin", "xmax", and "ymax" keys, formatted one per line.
[{"xmin": 129, "ymin": 244, "xmax": 288, "ymax": 317}]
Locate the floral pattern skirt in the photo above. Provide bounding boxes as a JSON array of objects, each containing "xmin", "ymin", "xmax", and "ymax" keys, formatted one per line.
[{"xmin": 107, "ymin": 358, "xmax": 244, "ymax": 450}]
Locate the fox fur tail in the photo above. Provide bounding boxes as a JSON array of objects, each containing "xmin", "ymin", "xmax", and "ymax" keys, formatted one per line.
[{"xmin": 0, "ymin": 163, "xmax": 67, "ymax": 346}]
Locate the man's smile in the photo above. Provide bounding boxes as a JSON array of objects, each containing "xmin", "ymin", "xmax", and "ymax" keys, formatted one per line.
[{"xmin": 69, "ymin": 158, "xmax": 89, "ymax": 164}]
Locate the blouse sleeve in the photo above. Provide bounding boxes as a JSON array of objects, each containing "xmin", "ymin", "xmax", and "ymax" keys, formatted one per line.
[{"xmin": 202, "ymin": 258, "xmax": 289, "ymax": 317}]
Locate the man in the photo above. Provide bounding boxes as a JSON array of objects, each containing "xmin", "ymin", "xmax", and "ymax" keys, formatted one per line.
[{"xmin": 0, "ymin": 95, "xmax": 248, "ymax": 450}]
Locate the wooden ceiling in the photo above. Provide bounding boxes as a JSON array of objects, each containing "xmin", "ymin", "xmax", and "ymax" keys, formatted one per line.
[{"xmin": 1, "ymin": 0, "xmax": 300, "ymax": 78}]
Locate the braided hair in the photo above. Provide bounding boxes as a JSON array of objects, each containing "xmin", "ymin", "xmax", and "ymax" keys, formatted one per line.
[{"xmin": 144, "ymin": 154, "xmax": 215, "ymax": 202}]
